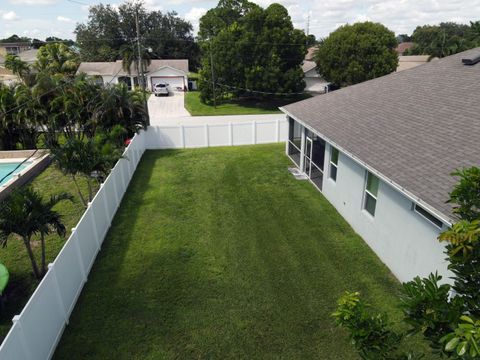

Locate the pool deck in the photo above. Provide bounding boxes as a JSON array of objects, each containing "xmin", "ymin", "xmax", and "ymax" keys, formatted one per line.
[{"xmin": 0, "ymin": 150, "xmax": 51, "ymax": 202}]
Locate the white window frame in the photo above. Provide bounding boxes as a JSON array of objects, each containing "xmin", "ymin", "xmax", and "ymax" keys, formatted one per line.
[
  {"xmin": 413, "ymin": 204, "xmax": 443, "ymax": 229},
  {"xmin": 363, "ymin": 172, "xmax": 379, "ymax": 217},
  {"xmin": 329, "ymin": 146, "xmax": 339, "ymax": 182}
]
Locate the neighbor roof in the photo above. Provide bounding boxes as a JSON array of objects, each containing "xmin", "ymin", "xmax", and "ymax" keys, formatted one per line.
[
  {"xmin": 302, "ymin": 60, "xmax": 317, "ymax": 73},
  {"xmin": 281, "ymin": 48, "xmax": 480, "ymax": 223},
  {"xmin": 397, "ymin": 55, "xmax": 432, "ymax": 72},
  {"xmin": 77, "ymin": 59, "xmax": 189, "ymax": 76},
  {"xmin": 395, "ymin": 42, "xmax": 414, "ymax": 55},
  {"xmin": 305, "ymin": 46, "xmax": 318, "ymax": 61}
]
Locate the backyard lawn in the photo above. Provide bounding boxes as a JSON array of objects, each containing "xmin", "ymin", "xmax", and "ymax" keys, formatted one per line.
[
  {"xmin": 185, "ymin": 91, "xmax": 310, "ymax": 116},
  {"xmin": 54, "ymin": 144, "xmax": 425, "ymax": 359},
  {"xmin": 0, "ymin": 165, "xmax": 94, "ymax": 340}
]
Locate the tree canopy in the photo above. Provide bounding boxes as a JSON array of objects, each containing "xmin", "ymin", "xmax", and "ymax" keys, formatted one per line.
[
  {"xmin": 198, "ymin": 0, "xmax": 307, "ymax": 103},
  {"xmin": 406, "ymin": 21, "xmax": 480, "ymax": 58},
  {"xmin": 314, "ymin": 22, "xmax": 398, "ymax": 87},
  {"xmin": 75, "ymin": 1, "xmax": 199, "ymax": 69}
]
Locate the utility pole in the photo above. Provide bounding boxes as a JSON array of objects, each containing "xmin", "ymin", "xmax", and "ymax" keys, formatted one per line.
[
  {"xmin": 210, "ymin": 43, "xmax": 216, "ymax": 108},
  {"xmin": 135, "ymin": 5, "xmax": 150, "ymax": 126}
]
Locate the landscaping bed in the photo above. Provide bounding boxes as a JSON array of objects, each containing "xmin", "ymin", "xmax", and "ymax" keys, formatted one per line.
[
  {"xmin": 185, "ymin": 91, "xmax": 310, "ymax": 116},
  {"xmin": 54, "ymin": 144, "xmax": 432, "ymax": 359}
]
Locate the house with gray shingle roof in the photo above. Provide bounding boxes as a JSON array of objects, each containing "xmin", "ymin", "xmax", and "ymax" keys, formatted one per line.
[
  {"xmin": 76, "ymin": 59, "xmax": 189, "ymax": 91},
  {"xmin": 280, "ymin": 48, "xmax": 480, "ymax": 283}
]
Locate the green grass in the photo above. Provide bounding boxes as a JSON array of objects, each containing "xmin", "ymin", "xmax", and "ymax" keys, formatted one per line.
[
  {"xmin": 0, "ymin": 165, "xmax": 95, "ymax": 340},
  {"xmin": 185, "ymin": 91, "xmax": 310, "ymax": 116},
  {"xmin": 53, "ymin": 144, "xmax": 435, "ymax": 359}
]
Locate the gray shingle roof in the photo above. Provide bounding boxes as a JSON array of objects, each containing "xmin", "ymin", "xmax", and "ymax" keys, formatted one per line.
[
  {"xmin": 281, "ymin": 48, "xmax": 480, "ymax": 223},
  {"xmin": 77, "ymin": 59, "xmax": 189, "ymax": 76}
]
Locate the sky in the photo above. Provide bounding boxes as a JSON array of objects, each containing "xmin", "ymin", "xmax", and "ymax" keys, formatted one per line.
[{"xmin": 0, "ymin": 0, "xmax": 479, "ymax": 41}]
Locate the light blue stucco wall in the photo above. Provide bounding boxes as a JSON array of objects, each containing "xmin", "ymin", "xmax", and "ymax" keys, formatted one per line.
[
  {"xmin": 321, "ymin": 144, "xmax": 450, "ymax": 283},
  {"xmin": 286, "ymin": 116, "xmax": 451, "ymax": 283}
]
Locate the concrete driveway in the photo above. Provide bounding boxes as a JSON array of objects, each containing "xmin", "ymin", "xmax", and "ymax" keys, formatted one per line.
[{"xmin": 148, "ymin": 92, "xmax": 191, "ymax": 125}]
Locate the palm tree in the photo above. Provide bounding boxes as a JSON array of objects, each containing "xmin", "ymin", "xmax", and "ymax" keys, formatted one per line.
[
  {"xmin": 34, "ymin": 43, "xmax": 79, "ymax": 77},
  {"xmin": 0, "ymin": 187, "xmax": 73, "ymax": 279},
  {"xmin": 4, "ymin": 54, "xmax": 31, "ymax": 84},
  {"xmin": 50, "ymin": 137, "xmax": 121, "ymax": 208},
  {"xmin": 119, "ymin": 44, "xmax": 151, "ymax": 89}
]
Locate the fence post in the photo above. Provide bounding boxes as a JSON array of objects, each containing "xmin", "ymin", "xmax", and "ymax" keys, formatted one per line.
[
  {"xmin": 72, "ymin": 228, "xmax": 87, "ymax": 282},
  {"xmin": 276, "ymin": 119, "xmax": 280, "ymax": 142},
  {"xmin": 204, "ymin": 124, "xmax": 209, "ymax": 147},
  {"xmin": 100, "ymin": 183, "xmax": 112, "ymax": 227},
  {"xmin": 252, "ymin": 121, "xmax": 256, "ymax": 144},
  {"xmin": 11, "ymin": 316, "xmax": 34, "ymax": 360},
  {"xmin": 111, "ymin": 172, "xmax": 121, "ymax": 210},
  {"xmin": 119, "ymin": 161, "xmax": 128, "ymax": 193},
  {"xmin": 229, "ymin": 123, "xmax": 233, "ymax": 146},
  {"xmin": 88, "ymin": 202, "xmax": 101, "ymax": 250},
  {"xmin": 48, "ymin": 263, "xmax": 69, "ymax": 324},
  {"xmin": 180, "ymin": 125, "xmax": 185, "ymax": 148}
]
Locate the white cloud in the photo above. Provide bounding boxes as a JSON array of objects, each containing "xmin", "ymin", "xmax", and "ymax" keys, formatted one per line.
[
  {"xmin": 57, "ymin": 15, "xmax": 73, "ymax": 22},
  {"xmin": 184, "ymin": 7, "xmax": 207, "ymax": 34},
  {"xmin": 2, "ymin": 11, "xmax": 19, "ymax": 21},
  {"xmin": 144, "ymin": 0, "xmax": 163, "ymax": 11},
  {"xmin": 9, "ymin": 0, "xmax": 58, "ymax": 4}
]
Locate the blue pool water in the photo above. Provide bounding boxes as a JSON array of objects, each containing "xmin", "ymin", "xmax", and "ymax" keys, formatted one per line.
[{"xmin": 0, "ymin": 162, "xmax": 31, "ymax": 186}]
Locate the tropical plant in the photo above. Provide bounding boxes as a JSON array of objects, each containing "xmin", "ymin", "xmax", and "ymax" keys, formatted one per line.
[
  {"xmin": 34, "ymin": 43, "xmax": 79, "ymax": 77},
  {"xmin": 4, "ymin": 54, "xmax": 31, "ymax": 85},
  {"xmin": 332, "ymin": 291, "xmax": 410, "ymax": 360},
  {"xmin": 50, "ymin": 135, "xmax": 123, "ymax": 207},
  {"xmin": 0, "ymin": 187, "xmax": 72, "ymax": 279},
  {"xmin": 0, "ymin": 83, "xmax": 19, "ymax": 150}
]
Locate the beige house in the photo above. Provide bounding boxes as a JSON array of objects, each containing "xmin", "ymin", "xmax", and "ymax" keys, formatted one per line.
[
  {"xmin": 0, "ymin": 42, "xmax": 31, "ymax": 57},
  {"xmin": 77, "ymin": 59, "xmax": 189, "ymax": 91}
]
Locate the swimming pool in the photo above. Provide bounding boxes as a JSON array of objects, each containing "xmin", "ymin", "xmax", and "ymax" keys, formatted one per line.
[{"xmin": 0, "ymin": 162, "xmax": 31, "ymax": 186}]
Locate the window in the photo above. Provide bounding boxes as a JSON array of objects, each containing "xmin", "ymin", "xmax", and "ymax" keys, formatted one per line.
[
  {"xmin": 329, "ymin": 147, "xmax": 339, "ymax": 181},
  {"xmin": 414, "ymin": 204, "xmax": 443, "ymax": 229},
  {"xmin": 364, "ymin": 172, "xmax": 379, "ymax": 216}
]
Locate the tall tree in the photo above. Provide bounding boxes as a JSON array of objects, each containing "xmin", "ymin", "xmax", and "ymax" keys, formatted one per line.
[
  {"xmin": 75, "ymin": 1, "xmax": 200, "ymax": 69},
  {"xmin": 198, "ymin": 0, "xmax": 307, "ymax": 103},
  {"xmin": 314, "ymin": 22, "xmax": 398, "ymax": 87}
]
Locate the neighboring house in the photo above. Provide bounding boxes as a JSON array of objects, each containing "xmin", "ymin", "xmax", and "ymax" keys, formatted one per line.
[
  {"xmin": 305, "ymin": 46, "xmax": 318, "ymax": 61},
  {"xmin": 302, "ymin": 60, "xmax": 330, "ymax": 93},
  {"xmin": 280, "ymin": 48, "xmax": 480, "ymax": 283},
  {"xmin": 0, "ymin": 42, "xmax": 31, "ymax": 56},
  {"xmin": 76, "ymin": 59, "xmax": 189, "ymax": 91},
  {"xmin": 397, "ymin": 55, "xmax": 432, "ymax": 72},
  {"xmin": 302, "ymin": 46, "xmax": 330, "ymax": 93},
  {"xmin": 395, "ymin": 41, "xmax": 414, "ymax": 55}
]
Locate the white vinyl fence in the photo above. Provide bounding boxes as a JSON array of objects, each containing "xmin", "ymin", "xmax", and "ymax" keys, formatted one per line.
[
  {"xmin": 145, "ymin": 119, "xmax": 288, "ymax": 149},
  {"xmin": 0, "ymin": 118, "xmax": 286, "ymax": 360},
  {"xmin": 0, "ymin": 131, "xmax": 147, "ymax": 360}
]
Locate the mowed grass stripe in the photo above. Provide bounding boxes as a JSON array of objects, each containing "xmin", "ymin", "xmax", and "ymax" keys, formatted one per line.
[{"xmin": 54, "ymin": 144, "xmax": 406, "ymax": 359}]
